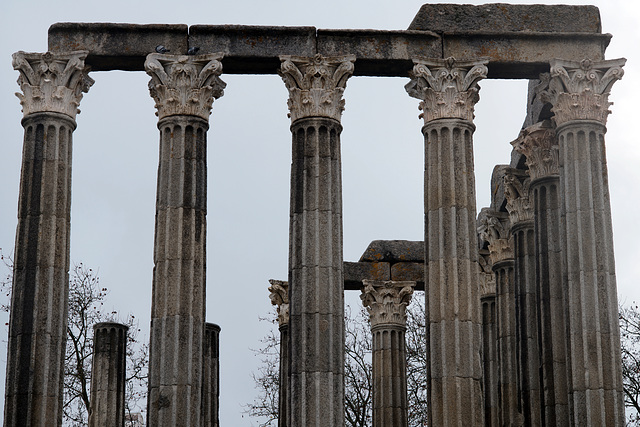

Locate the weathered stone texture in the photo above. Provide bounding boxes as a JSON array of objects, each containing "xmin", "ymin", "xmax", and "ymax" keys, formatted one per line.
[
  {"xmin": 203, "ymin": 323, "xmax": 221, "ymax": 427},
  {"xmin": 89, "ymin": 323, "xmax": 128, "ymax": 427},
  {"xmin": 358, "ymin": 240, "xmax": 423, "ymax": 263},
  {"xmin": 408, "ymin": 4, "xmax": 602, "ymax": 33}
]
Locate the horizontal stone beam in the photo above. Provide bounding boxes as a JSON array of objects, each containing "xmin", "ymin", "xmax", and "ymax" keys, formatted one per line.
[
  {"xmin": 344, "ymin": 261, "xmax": 424, "ymax": 291},
  {"xmin": 48, "ymin": 23, "xmax": 610, "ymax": 79}
]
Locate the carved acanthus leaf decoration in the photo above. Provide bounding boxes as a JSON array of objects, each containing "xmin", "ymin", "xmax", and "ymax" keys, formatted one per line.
[
  {"xmin": 549, "ymin": 58, "xmax": 625, "ymax": 126},
  {"xmin": 145, "ymin": 53, "xmax": 226, "ymax": 121},
  {"xmin": 503, "ymin": 169, "xmax": 533, "ymax": 226},
  {"xmin": 279, "ymin": 54, "xmax": 355, "ymax": 122},
  {"xmin": 360, "ymin": 280, "xmax": 415, "ymax": 328},
  {"xmin": 268, "ymin": 280, "xmax": 289, "ymax": 327},
  {"xmin": 478, "ymin": 253, "xmax": 496, "ymax": 298},
  {"xmin": 405, "ymin": 57, "xmax": 488, "ymax": 123},
  {"xmin": 13, "ymin": 51, "xmax": 94, "ymax": 120},
  {"xmin": 477, "ymin": 209, "xmax": 513, "ymax": 265},
  {"xmin": 511, "ymin": 121, "xmax": 558, "ymax": 181}
]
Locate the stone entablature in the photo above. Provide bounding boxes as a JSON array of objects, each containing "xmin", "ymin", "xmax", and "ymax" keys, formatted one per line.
[
  {"xmin": 549, "ymin": 58, "xmax": 625, "ymax": 126},
  {"xmin": 511, "ymin": 121, "xmax": 558, "ymax": 181},
  {"xmin": 268, "ymin": 280, "xmax": 289, "ymax": 328},
  {"xmin": 145, "ymin": 53, "xmax": 226, "ymax": 121},
  {"xmin": 361, "ymin": 280, "xmax": 415, "ymax": 328},
  {"xmin": 405, "ymin": 57, "xmax": 488, "ymax": 123},
  {"xmin": 13, "ymin": 50, "xmax": 94, "ymax": 119},
  {"xmin": 279, "ymin": 54, "xmax": 355, "ymax": 122}
]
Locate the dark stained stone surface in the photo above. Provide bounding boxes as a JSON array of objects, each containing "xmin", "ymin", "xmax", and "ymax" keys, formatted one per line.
[
  {"xmin": 359, "ymin": 240, "xmax": 424, "ymax": 263},
  {"xmin": 408, "ymin": 3, "xmax": 601, "ymax": 34}
]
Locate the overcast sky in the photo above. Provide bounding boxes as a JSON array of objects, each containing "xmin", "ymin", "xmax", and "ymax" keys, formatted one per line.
[{"xmin": 1, "ymin": 0, "xmax": 638, "ymax": 425}]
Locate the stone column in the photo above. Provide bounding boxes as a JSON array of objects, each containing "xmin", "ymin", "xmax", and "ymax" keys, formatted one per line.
[
  {"xmin": 548, "ymin": 58, "xmax": 626, "ymax": 425},
  {"xmin": 5, "ymin": 51, "xmax": 93, "ymax": 427},
  {"xmin": 279, "ymin": 53, "xmax": 355, "ymax": 427},
  {"xmin": 88, "ymin": 322, "xmax": 128, "ymax": 427},
  {"xmin": 478, "ymin": 246, "xmax": 498, "ymax": 427},
  {"xmin": 405, "ymin": 57, "xmax": 487, "ymax": 426},
  {"xmin": 360, "ymin": 280, "xmax": 415, "ymax": 427},
  {"xmin": 479, "ymin": 209, "xmax": 522, "ymax": 427},
  {"xmin": 504, "ymin": 168, "xmax": 542, "ymax": 426},
  {"xmin": 144, "ymin": 52, "xmax": 226, "ymax": 426},
  {"xmin": 202, "ymin": 323, "xmax": 221, "ymax": 427},
  {"xmin": 268, "ymin": 280, "xmax": 289, "ymax": 427},
  {"xmin": 512, "ymin": 120, "xmax": 570, "ymax": 425}
]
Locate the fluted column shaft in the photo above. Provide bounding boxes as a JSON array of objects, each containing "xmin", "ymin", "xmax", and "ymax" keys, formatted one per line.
[
  {"xmin": 145, "ymin": 53, "xmax": 225, "ymax": 426},
  {"xmin": 279, "ymin": 54, "xmax": 354, "ymax": 427},
  {"xmin": 479, "ymin": 250, "xmax": 498, "ymax": 427},
  {"xmin": 549, "ymin": 58, "xmax": 625, "ymax": 425},
  {"xmin": 512, "ymin": 121, "xmax": 570, "ymax": 425},
  {"xmin": 202, "ymin": 323, "xmax": 221, "ymax": 427},
  {"xmin": 504, "ymin": 169, "xmax": 542, "ymax": 426},
  {"xmin": 5, "ymin": 51, "xmax": 92, "ymax": 427},
  {"xmin": 268, "ymin": 280, "xmax": 289, "ymax": 427},
  {"xmin": 406, "ymin": 57, "xmax": 488, "ymax": 426},
  {"xmin": 361, "ymin": 280, "xmax": 415, "ymax": 427},
  {"xmin": 89, "ymin": 323, "xmax": 128, "ymax": 427}
]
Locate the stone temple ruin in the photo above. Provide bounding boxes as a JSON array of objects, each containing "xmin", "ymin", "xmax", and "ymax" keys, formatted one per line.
[{"xmin": 4, "ymin": 3, "xmax": 627, "ymax": 426}]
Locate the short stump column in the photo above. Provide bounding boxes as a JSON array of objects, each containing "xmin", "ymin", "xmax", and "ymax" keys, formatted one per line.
[
  {"xmin": 89, "ymin": 322, "xmax": 129, "ymax": 427},
  {"xmin": 203, "ymin": 323, "xmax": 221, "ymax": 427},
  {"xmin": 268, "ymin": 280, "xmax": 290, "ymax": 427},
  {"xmin": 361, "ymin": 280, "xmax": 415, "ymax": 427}
]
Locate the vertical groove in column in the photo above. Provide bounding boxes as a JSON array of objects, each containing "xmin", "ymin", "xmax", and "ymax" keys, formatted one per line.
[
  {"xmin": 148, "ymin": 117, "xmax": 207, "ymax": 427},
  {"xmin": 288, "ymin": 118, "xmax": 344, "ymax": 427},
  {"xmin": 89, "ymin": 323, "xmax": 128, "ymax": 427},
  {"xmin": 558, "ymin": 123, "xmax": 624, "ymax": 425},
  {"xmin": 5, "ymin": 115, "xmax": 75, "ymax": 427},
  {"xmin": 202, "ymin": 323, "xmax": 220, "ymax": 427},
  {"xmin": 481, "ymin": 297, "xmax": 498, "ymax": 427},
  {"xmin": 424, "ymin": 121, "xmax": 483, "ymax": 426}
]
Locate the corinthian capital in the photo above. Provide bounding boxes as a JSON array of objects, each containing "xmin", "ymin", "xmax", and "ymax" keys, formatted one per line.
[
  {"xmin": 549, "ymin": 58, "xmax": 625, "ymax": 126},
  {"xmin": 511, "ymin": 121, "xmax": 558, "ymax": 180},
  {"xmin": 145, "ymin": 53, "xmax": 226, "ymax": 121},
  {"xmin": 405, "ymin": 57, "xmax": 488, "ymax": 123},
  {"xmin": 360, "ymin": 280, "xmax": 415, "ymax": 328},
  {"xmin": 503, "ymin": 169, "xmax": 533, "ymax": 226},
  {"xmin": 13, "ymin": 51, "xmax": 94, "ymax": 120},
  {"xmin": 268, "ymin": 280, "xmax": 289, "ymax": 327},
  {"xmin": 477, "ymin": 208, "xmax": 513, "ymax": 265},
  {"xmin": 279, "ymin": 54, "xmax": 355, "ymax": 122}
]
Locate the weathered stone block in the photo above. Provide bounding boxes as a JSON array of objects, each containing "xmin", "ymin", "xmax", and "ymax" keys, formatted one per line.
[
  {"xmin": 390, "ymin": 262, "xmax": 424, "ymax": 291},
  {"xmin": 408, "ymin": 4, "xmax": 602, "ymax": 33},
  {"xmin": 343, "ymin": 261, "xmax": 390, "ymax": 290},
  {"xmin": 189, "ymin": 25, "xmax": 316, "ymax": 74},
  {"xmin": 359, "ymin": 240, "xmax": 424, "ymax": 263},
  {"xmin": 48, "ymin": 23, "xmax": 188, "ymax": 71}
]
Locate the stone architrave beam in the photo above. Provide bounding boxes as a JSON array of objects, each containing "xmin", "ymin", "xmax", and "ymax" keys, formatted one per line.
[{"xmin": 48, "ymin": 3, "xmax": 610, "ymax": 78}]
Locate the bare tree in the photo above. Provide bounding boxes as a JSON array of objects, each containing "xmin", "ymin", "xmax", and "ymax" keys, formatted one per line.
[
  {"xmin": 247, "ymin": 294, "xmax": 427, "ymax": 427},
  {"xmin": 0, "ymin": 249, "xmax": 148, "ymax": 426},
  {"xmin": 620, "ymin": 301, "xmax": 640, "ymax": 426}
]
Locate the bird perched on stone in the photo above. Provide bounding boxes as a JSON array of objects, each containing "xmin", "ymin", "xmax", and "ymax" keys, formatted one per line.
[
  {"xmin": 155, "ymin": 45, "xmax": 170, "ymax": 54},
  {"xmin": 187, "ymin": 47, "xmax": 200, "ymax": 55}
]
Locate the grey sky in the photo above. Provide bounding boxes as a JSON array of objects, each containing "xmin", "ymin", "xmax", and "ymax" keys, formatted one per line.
[{"xmin": 1, "ymin": 0, "xmax": 639, "ymax": 425}]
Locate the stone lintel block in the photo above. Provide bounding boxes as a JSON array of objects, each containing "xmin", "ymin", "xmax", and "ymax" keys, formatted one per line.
[
  {"xmin": 48, "ymin": 23, "xmax": 188, "ymax": 71},
  {"xmin": 443, "ymin": 32, "xmax": 610, "ymax": 79},
  {"xmin": 343, "ymin": 261, "xmax": 390, "ymax": 290},
  {"xmin": 408, "ymin": 4, "xmax": 602, "ymax": 34},
  {"xmin": 391, "ymin": 262, "xmax": 425, "ymax": 291},
  {"xmin": 317, "ymin": 29, "xmax": 440, "ymax": 77},
  {"xmin": 359, "ymin": 240, "xmax": 424, "ymax": 263},
  {"xmin": 491, "ymin": 165, "xmax": 510, "ymax": 212},
  {"xmin": 189, "ymin": 25, "xmax": 317, "ymax": 74}
]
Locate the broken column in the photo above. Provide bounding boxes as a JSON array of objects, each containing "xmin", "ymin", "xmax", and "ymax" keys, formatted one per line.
[
  {"xmin": 512, "ymin": 120, "xmax": 570, "ymax": 425},
  {"xmin": 279, "ymin": 53, "xmax": 355, "ymax": 426},
  {"xmin": 547, "ymin": 58, "xmax": 626, "ymax": 425},
  {"xmin": 203, "ymin": 323, "xmax": 221, "ymax": 427},
  {"xmin": 5, "ymin": 50, "xmax": 93, "ymax": 427},
  {"xmin": 268, "ymin": 280, "xmax": 289, "ymax": 427},
  {"xmin": 145, "ymin": 52, "xmax": 226, "ymax": 426},
  {"xmin": 361, "ymin": 280, "xmax": 415, "ymax": 427},
  {"xmin": 504, "ymin": 168, "xmax": 542, "ymax": 426},
  {"xmin": 89, "ymin": 322, "xmax": 128, "ymax": 427},
  {"xmin": 405, "ymin": 57, "xmax": 487, "ymax": 426}
]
